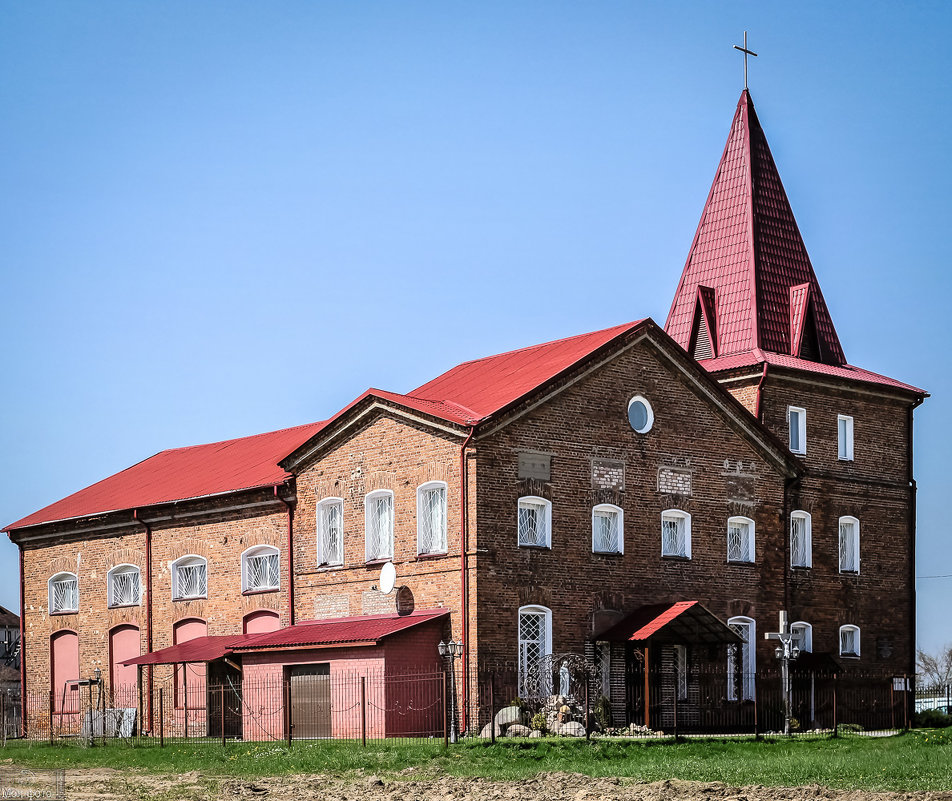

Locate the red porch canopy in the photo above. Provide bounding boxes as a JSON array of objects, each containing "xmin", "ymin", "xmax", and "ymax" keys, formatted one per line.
[{"xmin": 593, "ymin": 601, "xmax": 741, "ymax": 645}]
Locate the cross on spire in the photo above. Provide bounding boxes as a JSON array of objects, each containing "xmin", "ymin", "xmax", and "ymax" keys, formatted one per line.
[{"xmin": 733, "ymin": 31, "xmax": 758, "ymax": 90}]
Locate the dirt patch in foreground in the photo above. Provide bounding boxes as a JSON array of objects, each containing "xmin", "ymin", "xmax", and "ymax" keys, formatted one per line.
[{"xmin": 21, "ymin": 768, "xmax": 945, "ymax": 801}]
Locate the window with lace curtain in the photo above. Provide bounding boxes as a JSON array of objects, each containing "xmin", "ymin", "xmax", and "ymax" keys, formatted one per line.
[
  {"xmin": 790, "ymin": 511, "xmax": 812, "ymax": 568},
  {"xmin": 416, "ymin": 482, "xmax": 447, "ymax": 555},
  {"xmin": 48, "ymin": 572, "xmax": 78, "ymax": 614},
  {"xmin": 517, "ymin": 497, "xmax": 551, "ymax": 548},
  {"xmin": 661, "ymin": 510, "xmax": 691, "ymax": 558},
  {"xmin": 838, "ymin": 516, "xmax": 860, "ymax": 573},
  {"xmin": 241, "ymin": 546, "xmax": 279, "ymax": 592},
  {"xmin": 316, "ymin": 497, "xmax": 344, "ymax": 566},
  {"xmin": 107, "ymin": 564, "xmax": 141, "ymax": 608},
  {"xmin": 727, "ymin": 516, "xmax": 755, "ymax": 563},
  {"xmin": 592, "ymin": 504, "xmax": 623, "ymax": 554},
  {"xmin": 840, "ymin": 624, "xmax": 861, "ymax": 658},
  {"xmin": 364, "ymin": 490, "xmax": 394, "ymax": 562},
  {"xmin": 172, "ymin": 555, "xmax": 207, "ymax": 600}
]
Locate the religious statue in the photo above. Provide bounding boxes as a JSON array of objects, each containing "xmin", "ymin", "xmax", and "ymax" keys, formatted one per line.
[{"xmin": 559, "ymin": 660, "xmax": 570, "ymax": 697}]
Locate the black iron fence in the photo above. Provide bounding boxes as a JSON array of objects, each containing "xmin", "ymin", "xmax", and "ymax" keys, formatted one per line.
[{"xmin": 3, "ymin": 664, "xmax": 925, "ymax": 746}]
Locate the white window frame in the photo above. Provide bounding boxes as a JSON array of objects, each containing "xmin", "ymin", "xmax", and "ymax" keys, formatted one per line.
[
  {"xmin": 364, "ymin": 490, "xmax": 395, "ymax": 562},
  {"xmin": 839, "ymin": 624, "xmax": 861, "ymax": 658},
  {"xmin": 592, "ymin": 504, "xmax": 624, "ymax": 554},
  {"xmin": 788, "ymin": 406, "xmax": 807, "ymax": 455},
  {"xmin": 517, "ymin": 605, "xmax": 553, "ymax": 696},
  {"xmin": 837, "ymin": 414, "xmax": 854, "ymax": 461},
  {"xmin": 790, "ymin": 510, "xmax": 812, "ymax": 568},
  {"xmin": 107, "ymin": 564, "xmax": 141, "ymax": 608},
  {"xmin": 517, "ymin": 496, "xmax": 552, "ymax": 548},
  {"xmin": 727, "ymin": 615, "xmax": 756, "ymax": 701},
  {"xmin": 48, "ymin": 572, "xmax": 78, "ymax": 614},
  {"xmin": 316, "ymin": 497, "xmax": 344, "ymax": 567},
  {"xmin": 726, "ymin": 516, "xmax": 755, "ymax": 563},
  {"xmin": 171, "ymin": 555, "xmax": 208, "ymax": 601},
  {"xmin": 241, "ymin": 545, "xmax": 280, "ymax": 593},
  {"xmin": 838, "ymin": 515, "xmax": 860, "ymax": 574},
  {"xmin": 791, "ymin": 621, "xmax": 813, "ymax": 653},
  {"xmin": 661, "ymin": 509, "xmax": 692, "ymax": 558},
  {"xmin": 416, "ymin": 481, "xmax": 448, "ymax": 555}
]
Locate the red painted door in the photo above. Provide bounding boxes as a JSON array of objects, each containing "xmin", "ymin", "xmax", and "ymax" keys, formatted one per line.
[
  {"xmin": 50, "ymin": 630, "xmax": 80, "ymax": 713},
  {"xmin": 243, "ymin": 610, "xmax": 280, "ymax": 634},
  {"xmin": 173, "ymin": 618, "xmax": 207, "ymax": 709},
  {"xmin": 109, "ymin": 624, "xmax": 140, "ymax": 706}
]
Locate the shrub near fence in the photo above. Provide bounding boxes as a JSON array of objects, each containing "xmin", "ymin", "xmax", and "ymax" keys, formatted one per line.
[{"xmin": 5, "ymin": 664, "xmax": 919, "ymax": 746}]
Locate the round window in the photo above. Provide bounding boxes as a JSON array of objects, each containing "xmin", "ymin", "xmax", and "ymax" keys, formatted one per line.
[{"xmin": 627, "ymin": 396, "xmax": 654, "ymax": 434}]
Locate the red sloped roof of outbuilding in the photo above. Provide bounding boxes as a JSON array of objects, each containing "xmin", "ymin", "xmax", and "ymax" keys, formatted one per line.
[
  {"xmin": 123, "ymin": 635, "xmax": 247, "ymax": 666},
  {"xmin": 5, "ymin": 420, "xmax": 328, "ymax": 531}
]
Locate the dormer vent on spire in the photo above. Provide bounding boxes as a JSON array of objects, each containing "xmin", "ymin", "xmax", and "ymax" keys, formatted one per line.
[{"xmin": 665, "ymin": 90, "xmax": 846, "ymax": 366}]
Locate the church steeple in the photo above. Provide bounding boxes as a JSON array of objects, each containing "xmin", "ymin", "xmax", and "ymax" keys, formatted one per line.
[{"xmin": 665, "ymin": 90, "xmax": 846, "ymax": 365}]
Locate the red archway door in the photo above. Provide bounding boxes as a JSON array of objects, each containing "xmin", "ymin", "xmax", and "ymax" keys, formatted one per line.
[
  {"xmin": 243, "ymin": 609, "xmax": 280, "ymax": 635},
  {"xmin": 109, "ymin": 624, "xmax": 141, "ymax": 706},
  {"xmin": 172, "ymin": 618, "xmax": 207, "ymax": 709},
  {"xmin": 50, "ymin": 630, "xmax": 80, "ymax": 714}
]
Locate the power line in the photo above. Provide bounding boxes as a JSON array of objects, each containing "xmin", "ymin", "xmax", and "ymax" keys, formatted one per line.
[{"xmin": 916, "ymin": 574, "xmax": 952, "ymax": 579}]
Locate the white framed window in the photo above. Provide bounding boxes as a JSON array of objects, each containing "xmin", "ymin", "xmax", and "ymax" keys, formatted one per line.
[
  {"xmin": 661, "ymin": 509, "xmax": 691, "ymax": 558},
  {"xmin": 107, "ymin": 564, "xmax": 141, "ymax": 608},
  {"xmin": 518, "ymin": 496, "xmax": 552, "ymax": 548},
  {"xmin": 364, "ymin": 490, "xmax": 394, "ymax": 562},
  {"xmin": 837, "ymin": 415, "xmax": 854, "ymax": 461},
  {"xmin": 417, "ymin": 481, "xmax": 448, "ymax": 555},
  {"xmin": 592, "ymin": 504, "xmax": 623, "ymax": 554},
  {"xmin": 839, "ymin": 625, "xmax": 861, "ymax": 658},
  {"xmin": 674, "ymin": 644, "xmax": 688, "ymax": 701},
  {"xmin": 727, "ymin": 516, "xmax": 755, "ymax": 563},
  {"xmin": 171, "ymin": 555, "xmax": 207, "ymax": 600},
  {"xmin": 48, "ymin": 572, "xmax": 78, "ymax": 614},
  {"xmin": 790, "ymin": 511, "xmax": 812, "ymax": 568},
  {"xmin": 517, "ymin": 605, "xmax": 552, "ymax": 695},
  {"xmin": 241, "ymin": 545, "xmax": 280, "ymax": 592},
  {"xmin": 838, "ymin": 516, "xmax": 860, "ymax": 573},
  {"xmin": 788, "ymin": 406, "xmax": 807, "ymax": 455},
  {"xmin": 627, "ymin": 395, "xmax": 654, "ymax": 434},
  {"xmin": 316, "ymin": 497, "xmax": 344, "ymax": 567},
  {"xmin": 727, "ymin": 616, "xmax": 756, "ymax": 701},
  {"xmin": 791, "ymin": 621, "xmax": 813, "ymax": 653}
]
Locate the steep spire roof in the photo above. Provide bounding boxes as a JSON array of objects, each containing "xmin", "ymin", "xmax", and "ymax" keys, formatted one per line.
[{"xmin": 665, "ymin": 90, "xmax": 846, "ymax": 365}]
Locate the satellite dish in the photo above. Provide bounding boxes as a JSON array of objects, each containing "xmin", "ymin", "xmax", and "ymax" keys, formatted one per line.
[{"xmin": 379, "ymin": 562, "xmax": 396, "ymax": 594}]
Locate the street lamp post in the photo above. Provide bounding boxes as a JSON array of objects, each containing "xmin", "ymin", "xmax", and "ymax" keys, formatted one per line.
[
  {"xmin": 438, "ymin": 640, "xmax": 463, "ymax": 743},
  {"xmin": 765, "ymin": 611, "xmax": 800, "ymax": 735}
]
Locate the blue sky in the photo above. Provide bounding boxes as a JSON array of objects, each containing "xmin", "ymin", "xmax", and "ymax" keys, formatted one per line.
[{"xmin": 1, "ymin": 2, "xmax": 949, "ymax": 655}]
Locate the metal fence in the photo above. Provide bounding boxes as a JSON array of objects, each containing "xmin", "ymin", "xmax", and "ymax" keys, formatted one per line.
[{"xmin": 3, "ymin": 663, "xmax": 924, "ymax": 747}]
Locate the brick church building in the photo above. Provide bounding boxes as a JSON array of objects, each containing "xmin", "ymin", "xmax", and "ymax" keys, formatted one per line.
[{"xmin": 5, "ymin": 90, "xmax": 926, "ymax": 736}]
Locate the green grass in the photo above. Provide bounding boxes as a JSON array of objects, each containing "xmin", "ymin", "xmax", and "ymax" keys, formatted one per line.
[{"xmin": 3, "ymin": 729, "xmax": 951, "ymax": 793}]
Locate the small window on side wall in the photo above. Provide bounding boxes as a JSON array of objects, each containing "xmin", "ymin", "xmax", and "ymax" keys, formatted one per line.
[
  {"xmin": 727, "ymin": 516, "xmax": 755, "ymax": 563},
  {"xmin": 661, "ymin": 510, "xmax": 691, "ymax": 558},
  {"xmin": 316, "ymin": 497, "xmax": 344, "ymax": 567},
  {"xmin": 838, "ymin": 415, "xmax": 854, "ymax": 461},
  {"xmin": 518, "ymin": 497, "xmax": 552, "ymax": 548},
  {"xmin": 49, "ymin": 572, "xmax": 78, "ymax": 614},
  {"xmin": 790, "ymin": 511, "xmax": 812, "ymax": 568},
  {"xmin": 417, "ymin": 482, "xmax": 448, "ymax": 555},
  {"xmin": 592, "ymin": 504, "xmax": 623, "ymax": 554},
  {"xmin": 241, "ymin": 546, "xmax": 279, "ymax": 593},
  {"xmin": 107, "ymin": 565, "xmax": 141, "ymax": 608},
  {"xmin": 364, "ymin": 490, "xmax": 394, "ymax": 562},
  {"xmin": 838, "ymin": 516, "xmax": 860, "ymax": 573},
  {"xmin": 788, "ymin": 406, "xmax": 807, "ymax": 455},
  {"xmin": 839, "ymin": 625, "xmax": 860, "ymax": 658},
  {"xmin": 172, "ymin": 555, "xmax": 207, "ymax": 600},
  {"xmin": 791, "ymin": 622, "xmax": 813, "ymax": 653}
]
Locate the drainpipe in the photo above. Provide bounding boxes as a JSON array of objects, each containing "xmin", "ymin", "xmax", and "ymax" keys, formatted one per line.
[
  {"xmin": 17, "ymin": 543, "xmax": 26, "ymax": 737},
  {"xmin": 908, "ymin": 397, "xmax": 923, "ymax": 681},
  {"xmin": 754, "ymin": 363, "xmax": 768, "ymax": 421},
  {"xmin": 274, "ymin": 486, "xmax": 295, "ymax": 626},
  {"xmin": 133, "ymin": 509, "xmax": 154, "ymax": 731},
  {"xmin": 458, "ymin": 425, "xmax": 476, "ymax": 734}
]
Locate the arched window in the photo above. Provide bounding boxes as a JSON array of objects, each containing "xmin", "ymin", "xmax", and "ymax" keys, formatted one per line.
[
  {"xmin": 417, "ymin": 481, "xmax": 448, "ymax": 555},
  {"xmin": 517, "ymin": 605, "xmax": 553, "ymax": 695},
  {"xmin": 316, "ymin": 497, "xmax": 344, "ymax": 567},
  {"xmin": 171, "ymin": 555, "xmax": 207, "ymax": 600},
  {"xmin": 839, "ymin": 625, "xmax": 861, "ymax": 658},
  {"xmin": 727, "ymin": 616, "xmax": 756, "ymax": 701},
  {"xmin": 243, "ymin": 609, "xmax": 280, "ymax": 634},
  {"xmin": 364, "ymin": 490, "xmax": 394, "ymax": 562},
  {"xmin": 790, "ymin": 511, "xmax": 812, "ymax": 568},
  {"xmin": 107, "ymin": 564, "xmax": 141, "ymax": 608},
  {"xmin": 661, "ymin": 510, "xmax": 691, "ymax": 558},
  {"xmin": 592, "ymin": 504, "xmax": 623, "ymax": 554},
  {"xmin": 241, "ymin": 545, "xmax": 279, "ymax": 593},
  {"xmin": 517, "ymin": 496, "xmax": 552, "ymax": 548},
  {"xmin": 48, "ymin": 572, "xmax": 78, "ymax": 614},
  {"xmin": 838, "ymin": 516, "xmax": 860, "ymax": 573},
  {"xmin": 791, "ymin": 621, "xmax": 813, "ymax": 653},
  {"xmin": 727, "ymin": 516, "xmax": 755, "ymax": 563}
]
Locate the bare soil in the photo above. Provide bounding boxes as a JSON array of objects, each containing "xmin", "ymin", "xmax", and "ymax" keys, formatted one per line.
[{"xmin": 20, "ymin": 768, "xmax": 952, "ymax": 801}]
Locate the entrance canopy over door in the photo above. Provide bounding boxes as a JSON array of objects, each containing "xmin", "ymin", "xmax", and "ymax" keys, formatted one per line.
[{"xmin": 593, "ymin": 601, "xmax": 741, "ymax": 645}]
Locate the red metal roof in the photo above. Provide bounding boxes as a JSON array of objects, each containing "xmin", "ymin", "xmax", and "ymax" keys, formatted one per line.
[
  {"xmin": 5, "ymin": 420, "xmax": 328, "ymax": 530},
  {"xmin": 665, "ymin": 90, "xmax": 846, "ymax": 365},
  {"xmin": 702, "ymin": 349, "xmax": 926, "ymax": 395},
  {"xmin": 595, "ymin": 601, "xmax": 740, "ymax": 645},
  {"xmin": 123, "ymin": 635, "xmax": 247, "ymax": 666}
]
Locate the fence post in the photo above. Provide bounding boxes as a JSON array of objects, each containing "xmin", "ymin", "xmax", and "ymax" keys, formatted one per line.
[
  {"xmin": 585, "ymin": 676, "xmax": 591, "ymax": 741},
  {"xmin": 48, "ymin": 690, "xmax": 53, "ymax": 745},
  {"xmin": 159, "ymin": 688, "xmax": 164, "ymax": 748},
  {"xmin": 284, "ymin": 681, "xmax": 292, "ymax": 748},
  {"xmin": 831, "ymin": 673, "xmax": 838, "ymax": 738},
  {"xmin": 753, "ymin": 680, "xmax": 760, "ymax": 741},
  {"xmin": 360, "ymin": 676, "xmax": 367, "ymax": 747},
  {"xmin": 489, "ymin": 674, "xmax": 495, "ymax": 745},
  {"xmin": 890, "ymin": 680, "xmax": 896, "ymax": 731},
  {"xmin": 442, "ymin": 671, "xmax": 448, "ymax": 749},
  {"xmin": 183, "ymin": 665, "xmax": 189, "ymax": 740},
  {"xmin": 672, "ymin": 683, "xmax": 678, "ymax": 743},
  {"xmin": 1, "ymin": 691, "xmax": 5, "ymax": 746},
  {"xmin": 903, "ymin": 675, "xmax": 909, "ymax": 730},
  {"xmin": 220, "ymin": 685, "xmax": 226, "ymax": 747}
]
